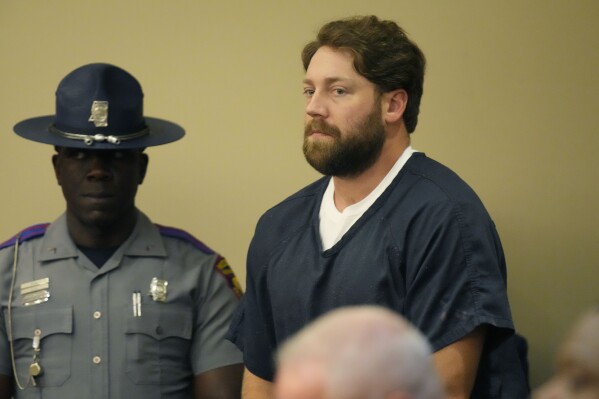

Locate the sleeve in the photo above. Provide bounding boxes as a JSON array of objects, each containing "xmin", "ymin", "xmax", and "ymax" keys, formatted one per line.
[
  {"xmin": 191, "ymin": 254, "xmax": 244, "ymax": 375},
  {"xmin": 0, "ymin": 248, "xmax": 14, "ymax": 376},
  {"xmin": 0, "ymin": 311, "xmax": 12, "ymax": 376},
  {"xmin": 401, "ymin": 195, "xmax": 514, "ymax": 352},
  {"xmin": 227, "ymin": 220, "xmax": 278, "ymax": 381}
]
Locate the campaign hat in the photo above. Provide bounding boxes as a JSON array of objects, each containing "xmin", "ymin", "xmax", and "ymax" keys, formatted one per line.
[{"xmin": 14, "ymin": 63, "xmax": 184, "ymax": 149}]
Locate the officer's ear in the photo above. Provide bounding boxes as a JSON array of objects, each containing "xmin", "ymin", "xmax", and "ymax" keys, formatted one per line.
[
  {"xmin": 52, "ymin": 146, "xmax": 62, "ymax": 186},
  {"xmin": 138, "ymin": 150, "xmax": 149, "ymax": 185}
]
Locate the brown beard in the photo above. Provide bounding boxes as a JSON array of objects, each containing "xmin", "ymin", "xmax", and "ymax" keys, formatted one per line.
[{"xmin": 303, "ymin": 104, "xmax": 386, "ymax": 177}]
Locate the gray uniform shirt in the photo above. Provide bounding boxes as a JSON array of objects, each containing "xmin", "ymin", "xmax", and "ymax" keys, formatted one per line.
[{"xmin": 0, "ymin": 211, "xmax": 243, "ymax": 399}]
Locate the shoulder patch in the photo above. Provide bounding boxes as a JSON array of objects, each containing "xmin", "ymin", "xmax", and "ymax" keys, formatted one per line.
[
  {"xmin": 214, "ymin": 256, "xmax": 244, "ymax": 299},
  {"xmin": 0, "ymin": 223, "xmax": 49, "ymax": 250},
  {"xmin": 156, "ymin": 224, "xmax": 216, "ymax": 255},
  {"xmin": 156, "ymin": 225, "xmax": 243, "ymax": 298}
]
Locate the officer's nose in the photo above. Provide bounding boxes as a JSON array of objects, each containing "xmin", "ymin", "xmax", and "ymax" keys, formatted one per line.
[{"xmin": 86, "ymin": 154, "xmax": 112, "ymax": 181}]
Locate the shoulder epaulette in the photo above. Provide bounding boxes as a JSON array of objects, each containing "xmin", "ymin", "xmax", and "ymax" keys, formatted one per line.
[
  {"xmin": 0, "ymin": 223, "xmax": 49, "ymax": 250},
  {"xmin": 156, "ymin": 224, "xmax": 216, "ymax": 255},
  {"xmin": 156, "ymin": 224, "xmax": 243, "ymax": 298}
]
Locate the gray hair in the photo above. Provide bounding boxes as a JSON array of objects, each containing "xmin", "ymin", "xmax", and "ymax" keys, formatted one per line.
[{"xmin": 277, "ymin": 306, "xmax": 443, "ymax": 399}]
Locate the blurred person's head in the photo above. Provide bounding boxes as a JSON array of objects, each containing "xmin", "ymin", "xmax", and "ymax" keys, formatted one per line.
[
  {"xmin": 274, "ymin": 306, "xmax": 443, "ymax": 399},
  {"xmin": 534, "ymin": 308, "xmax": 599, "ymax": 399}
]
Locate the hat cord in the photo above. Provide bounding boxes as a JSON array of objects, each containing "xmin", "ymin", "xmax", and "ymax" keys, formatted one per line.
[{"xmin": 49, "ymin": 125, "xmax": 149, "ymax": 146}]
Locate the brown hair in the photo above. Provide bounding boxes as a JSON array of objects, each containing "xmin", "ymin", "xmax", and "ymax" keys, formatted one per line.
[{"xmin": 302, "ymin": 16, "xmax": 426, "ymax": 133}]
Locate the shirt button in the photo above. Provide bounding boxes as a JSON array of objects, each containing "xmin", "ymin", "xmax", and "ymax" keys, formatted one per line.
[
  {"xmin": 156, "ymin": 326, "xmax": 163, "ymax": 335},
  {"xmin": 93, "ymin": 311, "xmax": 102, "ymax": 319},
  {"xmin": 92, "ymin": 356, "xmax": 101, "ymax": 364}
]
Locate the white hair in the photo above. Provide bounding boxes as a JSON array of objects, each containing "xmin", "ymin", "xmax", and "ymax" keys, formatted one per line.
[{"xmin": 277, "ymin": 306, "xmax": 444, "ymax": 399}]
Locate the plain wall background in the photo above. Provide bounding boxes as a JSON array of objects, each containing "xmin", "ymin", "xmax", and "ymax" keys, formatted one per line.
[{"xmin": 1, "ymin": 0, "xmax": 597, "ymax": 389}]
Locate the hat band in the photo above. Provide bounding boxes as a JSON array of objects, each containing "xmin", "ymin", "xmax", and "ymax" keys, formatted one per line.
[{"xmin": 49, "ymin": 125, "xmax": 149, "ymax": 146}]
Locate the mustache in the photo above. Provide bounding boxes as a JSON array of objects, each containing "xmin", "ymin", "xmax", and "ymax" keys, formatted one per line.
[{"xmin": 304, "ymin": 120, "xmax": 341, "ymax": 139}]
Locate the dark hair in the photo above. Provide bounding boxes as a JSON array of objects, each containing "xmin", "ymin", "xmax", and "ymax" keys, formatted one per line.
[{"xmin": 302, "ymin": 16, "xmax": 426, "ymax": 133}]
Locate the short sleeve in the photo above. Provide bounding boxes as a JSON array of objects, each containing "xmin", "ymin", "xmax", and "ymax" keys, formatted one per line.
[
  {"xmin": 401, "ymin": 195, "xmax": 514, "ymax": 351},
  {"xmin": 0, "ymin": 247, "xmax": 14, "ymax": 376},
  {"xmin": 191, "ymin": 256, "xmax": 243, "ymax": 375},
  {"xmin": 0, "ymin": 309, "xmax": 11, "ymax": 376},
  {"xmin": 227, "ymin": 228, "xmax": 277, "ymax": 381}
]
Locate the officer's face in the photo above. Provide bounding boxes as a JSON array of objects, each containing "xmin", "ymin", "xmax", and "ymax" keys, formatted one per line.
[{"xmin": 52, "ymin": 147, "xmax": 148, "ymax": 231}]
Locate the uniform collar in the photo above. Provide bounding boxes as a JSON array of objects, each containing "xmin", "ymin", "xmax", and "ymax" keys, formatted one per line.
[
  {"xmin": 37, "ymin": 210, "xmax": 167, "ymax": 262},
  {"xmin": 37, "ymin": 214, "xmax": 77, "ymax": 262},
  {"xmin": 124, "ymin": 211, "xmax": 167, "ymax": 257}
]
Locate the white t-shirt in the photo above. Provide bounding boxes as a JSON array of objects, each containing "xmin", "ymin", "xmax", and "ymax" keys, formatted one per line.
[{"xmin": 319, "ymin": 147, "xmax": 416, "ymax": 250}]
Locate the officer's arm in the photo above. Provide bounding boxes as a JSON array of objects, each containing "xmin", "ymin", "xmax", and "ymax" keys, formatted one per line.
[
  {"xmin": 0, "ymin": 374, "xmax": 13, "ymax": 399},
  {"xmin": 241, "ymin": 368, "xmax": 272, "ymax": 399},
  {"xmin": 193, "ymin": 363, "xmax": 243, "ymax": 399},
  {"xmin": 433, "ymin": 325, "xmax": 487, "ymax": 399}
]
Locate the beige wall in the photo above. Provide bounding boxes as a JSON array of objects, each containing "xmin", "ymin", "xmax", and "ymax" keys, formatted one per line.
[{"xmin": 1, "ymin": 0, "xmax": 597, "ymax": 389}]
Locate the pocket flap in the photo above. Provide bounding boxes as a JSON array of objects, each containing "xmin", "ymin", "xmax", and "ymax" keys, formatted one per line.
[
  {"xmin": 125, "ymin": 304, "xmax": 192, "ymax": 340},
  {"xmin": 6, "ymin": 306, "xmax": 73, "ymax": 340}
]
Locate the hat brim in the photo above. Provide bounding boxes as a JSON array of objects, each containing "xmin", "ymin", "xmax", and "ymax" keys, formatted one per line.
[{"xmin": 14, "ymin": 115, "xmax": 184, "ymax": 149}]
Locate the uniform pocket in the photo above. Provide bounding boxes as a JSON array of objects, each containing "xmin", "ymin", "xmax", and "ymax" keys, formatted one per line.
[
  {"xmin": 5, "ymin": 306, "xmax": 73, "ymax": 387},
  {"xmin": 124, "ymin": 303, "xmax": 193, "ymax": 385}
]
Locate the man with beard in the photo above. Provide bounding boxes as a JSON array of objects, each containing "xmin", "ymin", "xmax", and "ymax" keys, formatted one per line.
[
  {"xmin": 0, "ymin": 63, "xmax": 243, "ymax": 399},
  {"xmin": 228, "ymin": 15, "xmax": 528, "ymax": 399}
]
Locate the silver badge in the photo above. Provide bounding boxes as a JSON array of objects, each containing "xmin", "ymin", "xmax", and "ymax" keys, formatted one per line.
[
  {"xmin": 88, "ymin": 101, "xmax": 109, "ymax": 127},
  {"xmin": 21, "ymin": 278, "xmax": 50, "ymax": 306},
  {"xmin": 149, "ymin": 278, "xmax": 168, "ymax": 302}
]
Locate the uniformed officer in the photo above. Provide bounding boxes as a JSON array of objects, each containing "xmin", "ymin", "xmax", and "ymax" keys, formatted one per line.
[{"xmin": 0, "ymin": 63, "xmax": 244, "ymax": 399}]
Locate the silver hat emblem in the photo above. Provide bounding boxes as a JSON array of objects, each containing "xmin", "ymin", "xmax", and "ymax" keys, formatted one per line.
[{"xmin": 88, "ymin": 101, "xmax": 109, "ymax": 127}]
